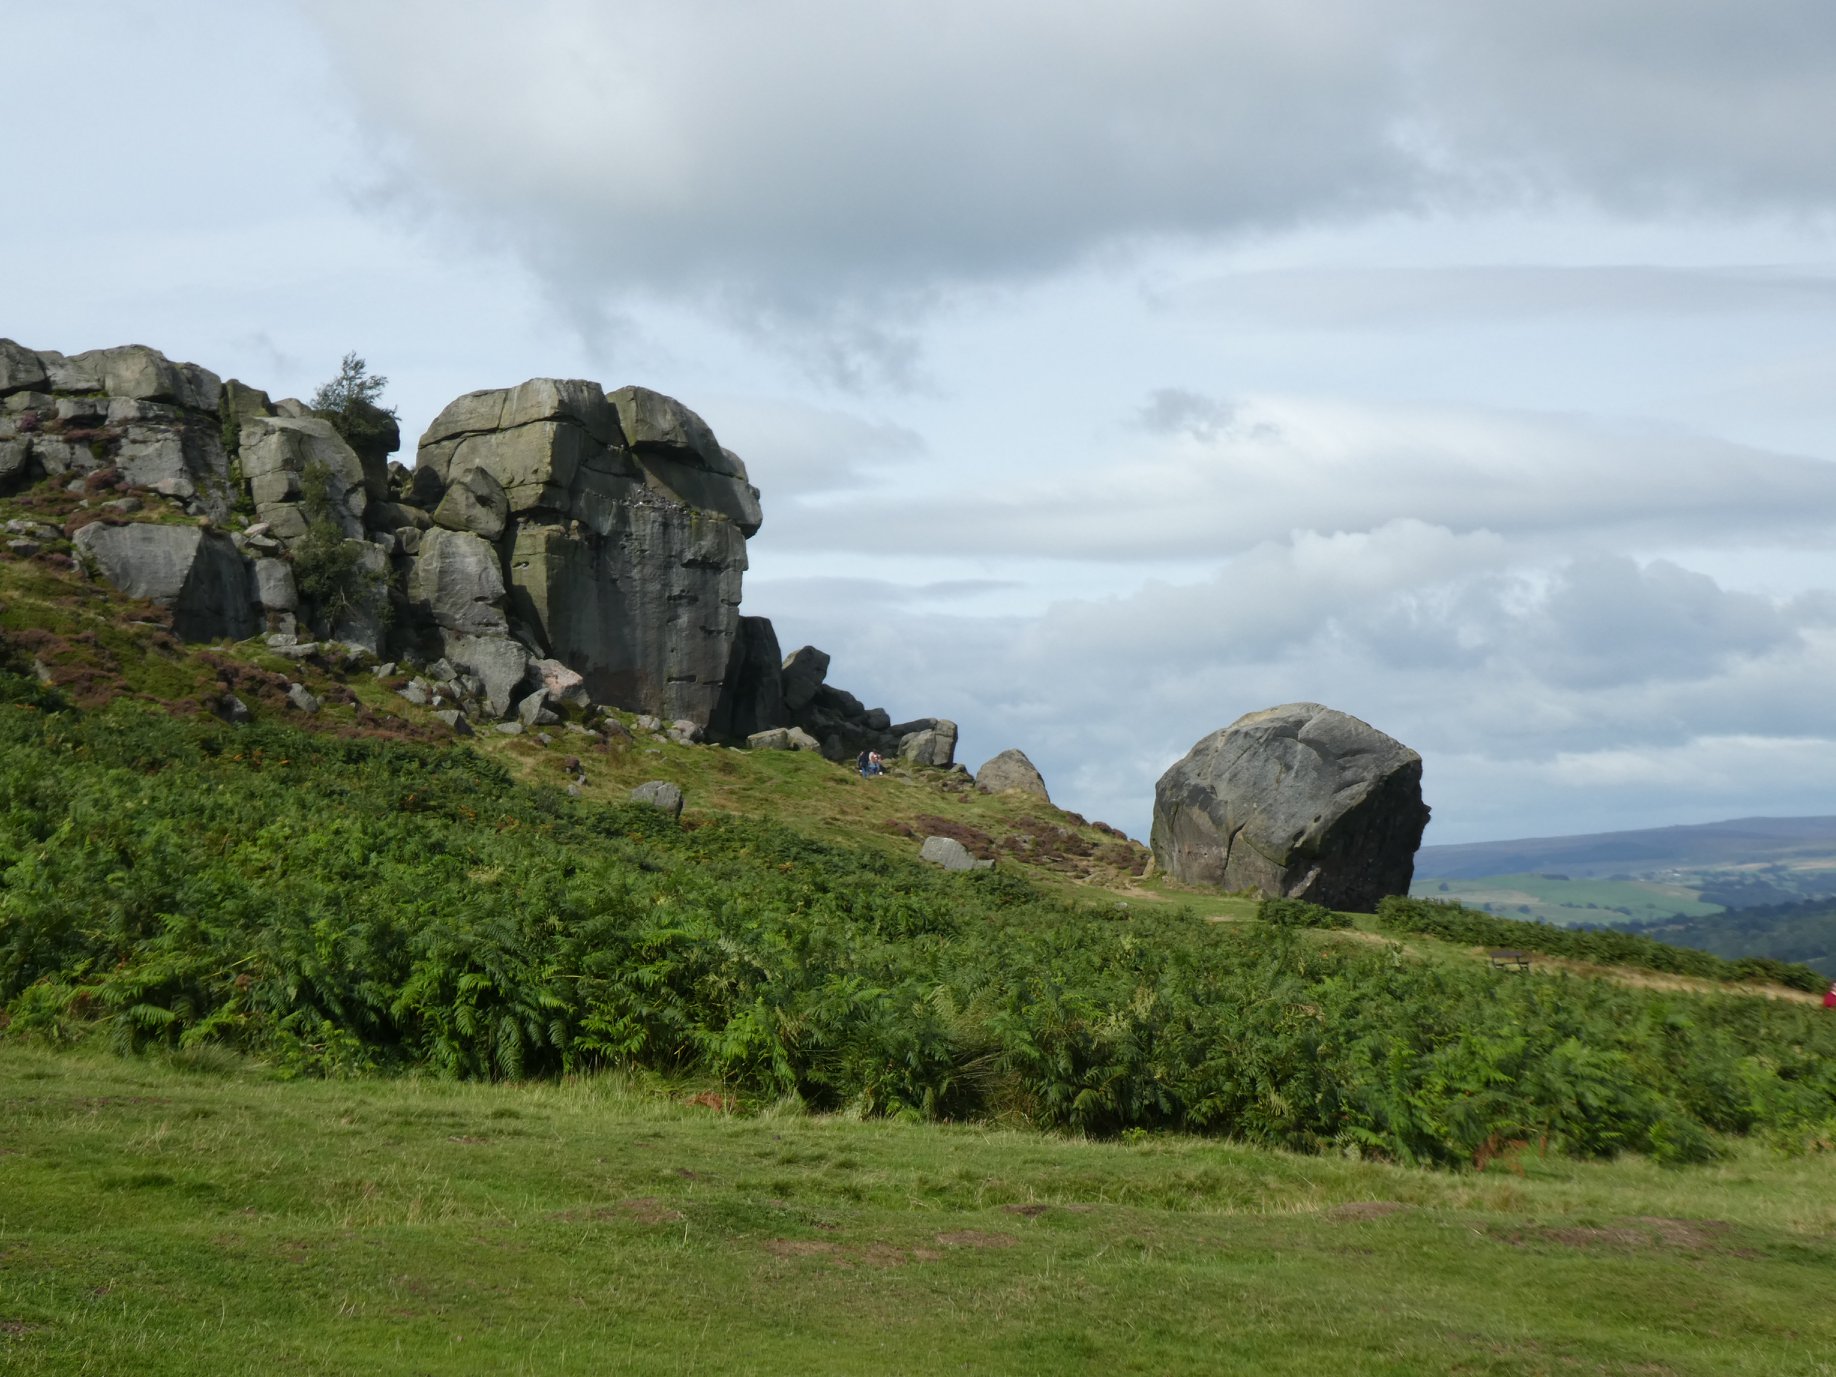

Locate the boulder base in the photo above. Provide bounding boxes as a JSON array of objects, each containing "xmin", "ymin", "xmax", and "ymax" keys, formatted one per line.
[{"xmin": 1150, "ymin": 703, "xmax": 1429, "ymax": 912}]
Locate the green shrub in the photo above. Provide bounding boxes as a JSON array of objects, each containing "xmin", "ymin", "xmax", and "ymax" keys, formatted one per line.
[
  {"xmin": 289, "ymin": 461, "xmax": 388, "ymax": 632},
  {"xmin": 1257, "ymin": 897, "xmax": 1351, "ymax": 929},
  {"xmin": 1375, "ymin": 896, "xmax": 1824, "ymax": 993}
]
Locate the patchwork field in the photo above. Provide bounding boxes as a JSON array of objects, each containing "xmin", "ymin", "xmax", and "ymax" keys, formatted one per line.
[{"xmin": 1415, "ymin": 873, "xmax": 1723, "ymax": 926}]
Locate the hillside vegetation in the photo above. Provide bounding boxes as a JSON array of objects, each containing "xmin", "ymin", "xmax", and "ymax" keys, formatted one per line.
[
  {"xmin": 4, "ymin": 641, "xmax": 1836, "ymax": 1169},
  {"xmin": 7, "ymin": 514, "xmax": 1836, "ymax": 1171}
]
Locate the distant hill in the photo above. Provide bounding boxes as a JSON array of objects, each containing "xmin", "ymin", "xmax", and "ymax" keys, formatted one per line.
[
  {"xmin": 1627, "ymin": 898, "xmax": 1836, "ymax": 979},
  {"xmin": 1415, "ymin": 815, "xmax": 1836, "ymax": 890}
]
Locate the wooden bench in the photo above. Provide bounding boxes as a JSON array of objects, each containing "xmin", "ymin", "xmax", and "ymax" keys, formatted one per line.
[{"xmin": 1489, "ymin": 949, "xmax": 1531, "ymax": 972}]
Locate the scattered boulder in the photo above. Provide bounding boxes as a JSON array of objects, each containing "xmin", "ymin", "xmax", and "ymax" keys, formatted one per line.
[
  {"xmin": 1150, "ymin": 703, "xmax": 1430, "ymax": 912},
  {"xmin": 974, "ymin": 748, "xmax": 1049, "ymax": 801},
  {"xmin": 530, "ymin": 656, "xmax": 591, "ymax": 710},
  {"xmin": 285, "ymin": 683, "xmax": 320, "ymax": 714},
  {"xmin": 630, "ymin": 780, "xmax": 685, "ymax": 818}
]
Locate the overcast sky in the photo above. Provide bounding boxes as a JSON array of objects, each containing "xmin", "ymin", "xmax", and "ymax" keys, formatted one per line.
[{"xmin": 9, "ymin": 1, "xmax": 1836, "ymax": 844}]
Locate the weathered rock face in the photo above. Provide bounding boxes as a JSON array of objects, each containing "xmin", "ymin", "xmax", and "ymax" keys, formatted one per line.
[
  {"xmin": 72, "ymin": 522, "xmax": 256, "ymax": 642},
  {"xmin": 711, "ymin": 615, "xmax": 785, "ymax": 742},
  {"xmin": 975, "ymin": 748, "xmax": 1050, "ymax": 801},
  {"xmin": 1151, "ymin": 703, "xmax": 1429, "ymax": 912},
  {"xmin": 240, "ymin": 415, "xmax": 369, "ymax": 541},
  {"xmin": 413, "ymin": 378, "xmax": 756, "ymax": 724}
]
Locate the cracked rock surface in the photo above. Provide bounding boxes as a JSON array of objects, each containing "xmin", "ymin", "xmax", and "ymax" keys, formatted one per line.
[{"xmin": 1150, "ymin": 702, "xmax": 1430, "ymax": 912}]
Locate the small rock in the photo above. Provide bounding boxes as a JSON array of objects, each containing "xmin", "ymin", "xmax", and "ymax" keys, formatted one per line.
[
  {"xmin": 434, "ymin": 708, "xmax": 472, "ymax": 736},
  {"xmin": 513, "ymin": 688, "xmax": 548, "ymax": 727},
  {"xmin": 100, "ymin": 496, "xmax": 142, "ymax": 514},
  {"xmin": 217, "ymin": 694, "xmax": 252, "ymax": 724},
  {"xmin": 285, "ymin": 683, "xmax": 320, "ymax": 714},
  {"xmin": 397, "ymin": 682, "xmax": 430, "ymax": 707},
  {"xmin": 496, "ymin": 721, "xmax": 526, "ymax": 735},
  {"xmin": 7, "ymin": 539, "xmax": 40, "ymax": 557},
  {"xmin": 630, "ymin": 780, "xmax": 684, "ymax": 817},
  {"xmin": 919, "ymin": 836, "xmax": 978, "ymax": 872}
]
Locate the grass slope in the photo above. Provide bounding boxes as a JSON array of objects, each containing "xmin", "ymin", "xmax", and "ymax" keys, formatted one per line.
[{"xmin": 5, "ymin": 1048, "xmax": 1836, "ymax": 1377}]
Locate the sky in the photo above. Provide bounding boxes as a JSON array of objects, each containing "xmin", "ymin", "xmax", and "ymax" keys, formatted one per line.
[{"xmin": 8, "ymin": 0, "xmax": 1836, "ymax": 845}]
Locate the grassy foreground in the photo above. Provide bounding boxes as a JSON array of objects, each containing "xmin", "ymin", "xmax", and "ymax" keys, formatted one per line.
[{"xmin": 4, "ymin": 1048, "xmax": 1835, "ymax": 1376}]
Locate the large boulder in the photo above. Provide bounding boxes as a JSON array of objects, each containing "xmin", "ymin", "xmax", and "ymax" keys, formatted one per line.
[
  {"xmin": 1151, "ymin": 704, "xmax": 1429, "ymax": 912},
  {"xmin": 73, "ymin": 522, "xmax": 256, "ymax": 642},
  {"xmin": 779, "ymin": 645, "xmax": 829, "ymax": 712},
  {"xmin": 975, "ymin": 748, "xmax": 1049, "ymax": 801},
  {"xmin": 898, "ymin": 720, "xmax": 958, "ymax": 768}
]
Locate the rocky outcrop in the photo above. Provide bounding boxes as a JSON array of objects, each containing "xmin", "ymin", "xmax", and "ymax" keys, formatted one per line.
[
  {"xmin": 6, "ymin": 337, "xmax": 960, "ymax": 751},
  {"xmin": 1150, "ymin": 703, "xmax": 1429, "ymax": 912},
  {"xmin": 1, "ymin": 342, "xmax": 234, "ymax": 516},
  {"xmin": 975, "ymin": 748, "xmax": 1049, "ymax": 801},
  {"xmin": 757, "ymin": 641, "xmax": 957, "ymax": 766}
]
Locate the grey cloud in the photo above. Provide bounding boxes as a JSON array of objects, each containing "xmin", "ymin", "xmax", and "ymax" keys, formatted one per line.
[
  {"xmin": 1177, "ymin": 265, "xmax": 1836, "ymax": 331},
  {"xmin": 1137, "ymin": 388, "xmax": 1239, "ymax": 442},
  {"xmin": 303, "ymin": 1, "xmax": 1836, "ymax": 336}
]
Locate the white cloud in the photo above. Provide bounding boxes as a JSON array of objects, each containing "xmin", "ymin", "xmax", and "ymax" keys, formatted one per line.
[{"xmin": 760, "ymin": 396, "xmax": 1836, "ymax": 559}]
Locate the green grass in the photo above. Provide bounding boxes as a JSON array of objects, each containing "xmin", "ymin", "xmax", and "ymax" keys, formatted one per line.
[{"xmin": 4, "ymin": 1047, "xmax": 1835, "ymax": 1376}]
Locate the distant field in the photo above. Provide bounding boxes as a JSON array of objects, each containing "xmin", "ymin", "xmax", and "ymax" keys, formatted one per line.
[{"xmin": 1411, "ymin": 872, "xmax": 1723, "ymax": 926}]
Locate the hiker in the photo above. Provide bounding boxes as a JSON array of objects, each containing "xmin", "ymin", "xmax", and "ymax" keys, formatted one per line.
[
  {"xmin": 858, "ymin": 749, "xmax": 883, "ymax": 778},
  {"xmin": 1824, "ymin": 981, "xmax": 1836, "ymax": 1010}
]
